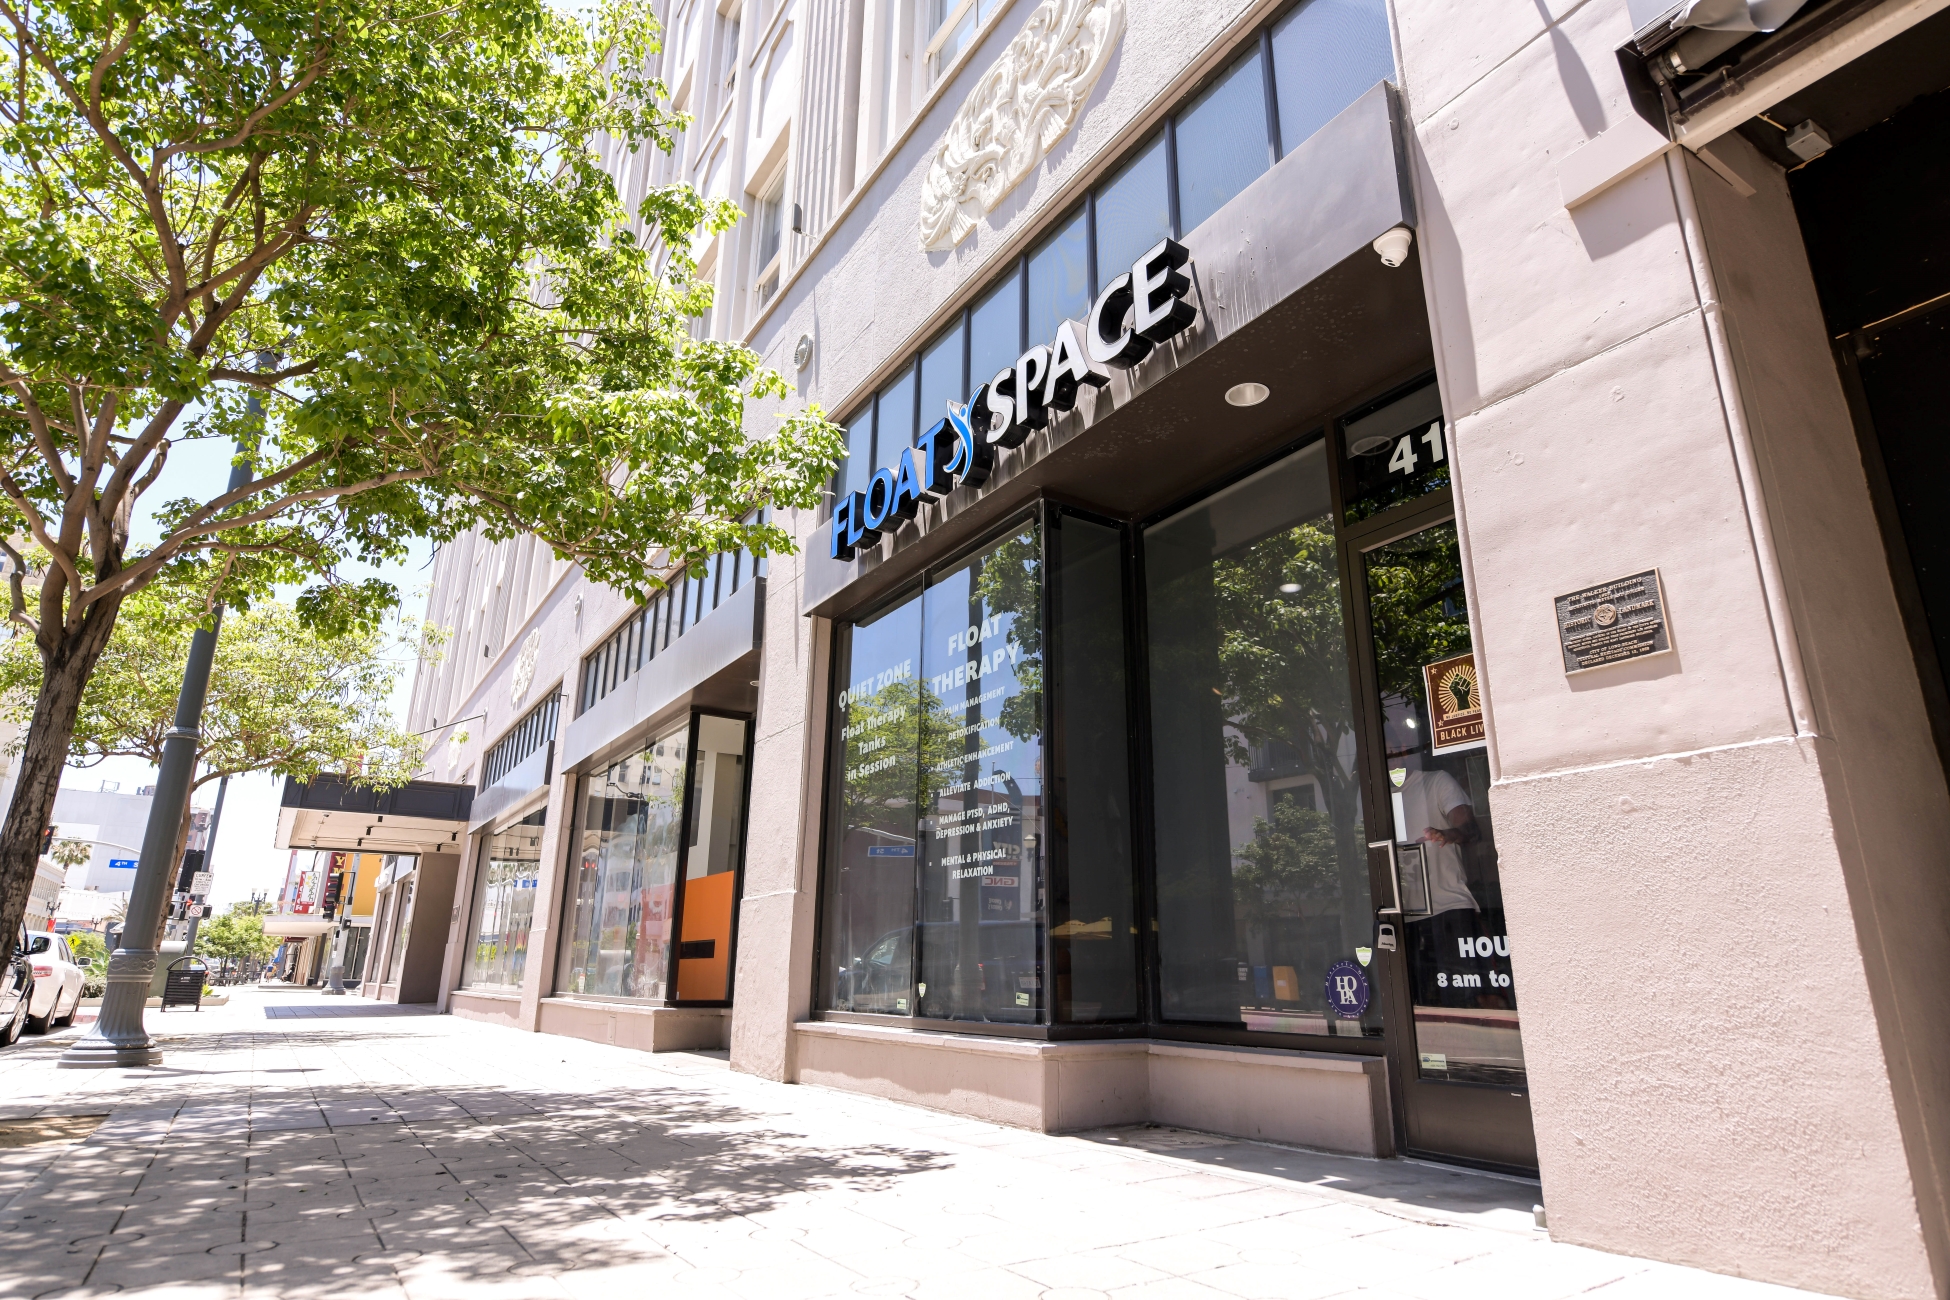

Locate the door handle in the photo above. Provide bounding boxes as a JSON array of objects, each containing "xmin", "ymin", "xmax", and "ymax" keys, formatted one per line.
[{"xmin": 1369, "ymin": 840, "xmax": 1402, "ymax": 915}]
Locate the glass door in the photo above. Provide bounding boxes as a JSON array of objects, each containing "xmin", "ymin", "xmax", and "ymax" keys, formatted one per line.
[{"xmin": 1356, "ymin": 518, "xmax": 1536, "ymax": 1171}]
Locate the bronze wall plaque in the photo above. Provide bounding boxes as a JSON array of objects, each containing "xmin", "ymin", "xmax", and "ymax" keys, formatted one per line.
[{"xmin": 1554, "ymin": 569, "xmax": 1671, "ymax": 673}]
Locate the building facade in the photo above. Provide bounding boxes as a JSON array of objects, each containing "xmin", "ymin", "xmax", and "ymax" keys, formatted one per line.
[{"xmin": 399, "ymin": 2, "xmax": 1950, "ymax": 1296}]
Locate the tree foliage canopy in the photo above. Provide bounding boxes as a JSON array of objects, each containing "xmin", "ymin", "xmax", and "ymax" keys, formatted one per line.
[
  {"xmin": 0, "ymin": 568, "xmax": 423, "ymax": 786},
  {"xmin": 0, "ymin": 0, "xmax": 841, "ymax": 642},
  {"xmin": 194, "ymin": 906, "xmax": 276, "ymax": 965}
]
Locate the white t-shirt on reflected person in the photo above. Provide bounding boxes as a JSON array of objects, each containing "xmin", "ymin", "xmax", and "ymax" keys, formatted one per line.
[{"xmin": 1398, "ymin": 767, "xmax": 1479, "ymax": 916}]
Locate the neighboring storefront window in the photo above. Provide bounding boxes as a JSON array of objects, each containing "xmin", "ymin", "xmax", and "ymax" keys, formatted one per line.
[
  {"xmin": 462, "ymin": 810, "xmax": 545, "ymax": 990},
  {"xmin": 674, "ymin": 715, "xmax": 749, "ymax": 1002},
  {"xmin": 1145, "ymin": 440, "xmax": 1378, "ymax": 1037},
  {"xmin": 556, "ymin": 712, "xmax": 751, "ymax": 1004},
  {"xmin": 1363, "ymin": 523, "xmax": 1522, "ymax": 1084},
  {"xmin": 382, "ymin": 877, "xmax": 414, "ymax": 984},
  {"xmin": 557, "ymin": 723, "xmax": 688, "ymax": 1000}
]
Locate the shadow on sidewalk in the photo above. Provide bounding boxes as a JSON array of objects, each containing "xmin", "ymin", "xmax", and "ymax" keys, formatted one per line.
[{"xmin": 0, "ymin": 1027, "xmax": 954, "ymax": 1298}]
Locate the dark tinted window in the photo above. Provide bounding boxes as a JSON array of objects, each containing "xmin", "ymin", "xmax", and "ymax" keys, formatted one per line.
[{"xmin": 1175, "ymin": 49, "xmax": 1271, "ymax": 234}]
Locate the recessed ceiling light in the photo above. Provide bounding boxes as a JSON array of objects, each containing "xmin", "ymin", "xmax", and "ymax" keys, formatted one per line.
[
  {"xmin": 1349, "ymin": 435, "xmax": 1392, "ymax": 455},
  {"xmin": 1225, "ymin": 382, "xmax": 1270, "ymax": 407},
  {"xmin": 1279, "ymin": 583, "xmax": 1301, "ymax": 594}
]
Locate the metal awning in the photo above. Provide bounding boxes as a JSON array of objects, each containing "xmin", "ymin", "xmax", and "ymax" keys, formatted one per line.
[{"xmin": 275, "ymin": 776, "xmax": 474, "ymax": 854}]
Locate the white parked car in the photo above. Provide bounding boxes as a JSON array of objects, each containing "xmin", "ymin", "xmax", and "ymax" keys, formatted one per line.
[{"xmin": 24, "ymin": 933, "xmax": 83, "ymax": 1033}]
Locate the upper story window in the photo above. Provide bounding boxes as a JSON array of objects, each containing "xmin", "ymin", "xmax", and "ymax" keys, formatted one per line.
[
  {"xmin": 482, "ymin": 694, "xmax": 561, "ymax": 791},
  {"xmin": 926, "ymin": 0, "xmax": 1000, "ymax": 81},
  {"xmin": 720, "ymin": 14, "xmax": 742, "ymax": 91},
  {"xmin": 828, "ymin": 0, "xmax": 1395, "ymax": 510},
  {"xmin": 575, "ymin": 509, "xmax": 772, "ymax": 717},
  {"xmin": 754, "ymin": 178, "xmax": 785, "ymax": 307}
]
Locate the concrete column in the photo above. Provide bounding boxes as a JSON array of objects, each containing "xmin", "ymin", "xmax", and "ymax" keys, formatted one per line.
[
  {"xmin": 730, "ymin": 515, "xmax": 832, "ymax": 1081},
  {"xmin": 1397, "ymin": 0, "xmax": 1946, "ymax": 1293},
  {"xmin": 433, "ymin": 828, "xmax": 484, "ymax": 1013},
  {"xmin": 517, "ymin": 771, "xmax": 579, "ymax": 1031}
]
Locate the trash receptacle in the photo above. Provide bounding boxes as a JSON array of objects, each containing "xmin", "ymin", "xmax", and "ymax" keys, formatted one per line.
[{"xmin": 162, "ymin": 956, "xmax": 207, "ymax": 1011}]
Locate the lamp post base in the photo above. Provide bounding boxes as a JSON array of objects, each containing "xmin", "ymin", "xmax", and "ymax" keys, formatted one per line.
[
  {"xmin": 58, "ymin": 949, "xmax": 163, "ymax": 1069},
  {"xmin": 58, "ymin": 1037, "xmax": 163, "ymax": 1069}
]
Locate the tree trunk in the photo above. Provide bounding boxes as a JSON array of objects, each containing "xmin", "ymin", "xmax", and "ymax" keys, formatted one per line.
[{"xmin": 0, "ymin": 599, "xmax": 126, "ymax": 945}]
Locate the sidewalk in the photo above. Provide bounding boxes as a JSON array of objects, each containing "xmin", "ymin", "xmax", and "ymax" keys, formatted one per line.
[{"xmin": 0, "ymin": 987, "xmax": 1833, "ymax": 1300}]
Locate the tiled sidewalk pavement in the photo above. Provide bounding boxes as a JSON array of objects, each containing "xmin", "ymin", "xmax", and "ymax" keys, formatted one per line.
[{"xmin": 0, "ymin": 988, "xmax": 1833, "ymax": 1300}]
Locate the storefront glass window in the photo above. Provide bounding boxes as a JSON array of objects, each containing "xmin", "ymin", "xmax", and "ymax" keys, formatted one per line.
[
  {"xmin": 382, "ymin": 878, "xmax": 413, "ymax": 983},
  {"xmin": 674, "ymin": 715, "xmax": 749, "ymax": 1001},
  {"xmin": 1174, "ymin": 49, "xmax": 1271, "ymax": 235},
  {"xmin": 463, "ymin": 809, "xmax": 545, "ymax": 990},
  {"xmin": 876, "ymin": 365, "xmax": 917, "ymax": 479},
  {"xmin": 1027, "ymin": 209, "xmax": 1089, "ymax": 346},
  {"xmin": 1144, "ymin": 441, "xmax": 1377, "ymax": 1037},
  {"xmin": 1364, "ymin": 523, "xmax": 1522, "ymax": 1084},
  {"xmin": 1050, "ymin": 513, "xmax": 1138, "ymax": 1022},
  {"xmin": 919, "ymin": 321, "xmax": 966, "ymax": 435},
  {"xmin": 969, "ymin": 273, "xmax": 1022, "ymax": 394},
  {"xmin": 823, "ymin": 592, "xmax": 924, "ymax": 1014},
  {"xmin": 557, "ymin": 722, "xmax": 689, "ymax": 1000},
  {"xmin": 917, "ymin": 521, "xmax": 1045, "ymax": 1023},
  {"xmin": 1341, "ymin": 381, "xmax": 1446, "ymax": 523},
  {"xmin": 1271, "ymin": 0, "xmax": 1395, "ymax": 157},
  {"xmin": 1094, "ymin": 134, "xmax": 1171, "ymax": 284}
]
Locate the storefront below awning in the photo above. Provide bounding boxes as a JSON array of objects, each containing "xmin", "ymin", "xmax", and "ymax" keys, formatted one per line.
[{"xmin": 275, "ymin": 775, "xmax": 473, "ymax": 854}]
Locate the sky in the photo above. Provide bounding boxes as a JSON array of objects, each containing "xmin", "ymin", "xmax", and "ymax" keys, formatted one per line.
[{"xmin": 60, "ymin": 434, "xmax": 434, "ymax": 912}]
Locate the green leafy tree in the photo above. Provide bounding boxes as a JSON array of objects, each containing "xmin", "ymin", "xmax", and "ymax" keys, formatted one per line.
[
  {"xmin": 0, "ymin": 572, "xmax": 424, "ymax": 793},
  {"xmin": 194, "ymin": 907, "xmax": 275, "ymax": 973},
  {"xmin": 0, "ymin": 0, "xmax": 844, "ymax": 941}
]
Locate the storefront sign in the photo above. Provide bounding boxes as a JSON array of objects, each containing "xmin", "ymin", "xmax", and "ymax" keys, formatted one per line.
[
  {"xmin": 1421, "ymin": 651, "xmax": 1485, "ymax": 754},
  {"xmin": 832, "ymin": 239, "xmax": 1198, "ymax": 561},
  {"xmin": 1554, "ymin": 569, "xmax": 1671, "ymax": 673},
  {"xmin": 1323, "ymin": 959, "xmax": 1371, "ymax": 1019}
]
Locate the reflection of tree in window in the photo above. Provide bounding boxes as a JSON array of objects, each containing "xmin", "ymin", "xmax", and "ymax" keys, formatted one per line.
[
  {"xmin": 1207, "ymin": 519, "xmax": 1367, "ymax": 974},
  {"xmin": 1365, "ymin": 523, "xmax": 1469, "ymax": 752},
  {"xmin": 969, "ymin": 531, "xmax": 1042, "ymax": 743}
]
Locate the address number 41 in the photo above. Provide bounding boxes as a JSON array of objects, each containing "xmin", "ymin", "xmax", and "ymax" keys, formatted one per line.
[{"xmin": 1388, "ymin": 421, "xmax": 1447, "ymax": 476}]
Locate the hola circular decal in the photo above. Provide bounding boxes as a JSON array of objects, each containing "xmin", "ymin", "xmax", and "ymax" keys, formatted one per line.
[{"xmin": 1323, "ymin": 959, "xmax": 1371, "ymax": 1020}]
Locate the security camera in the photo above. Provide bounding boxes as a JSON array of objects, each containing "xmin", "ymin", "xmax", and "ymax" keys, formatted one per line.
[{"xmin": 1372, "ymin": 226, "xmax": 1414, "ymax": 268}]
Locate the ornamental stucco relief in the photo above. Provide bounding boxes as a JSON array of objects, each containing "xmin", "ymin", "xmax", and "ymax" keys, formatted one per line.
[{"xmin": 918, "ymin": 0, "xmax": 1126, "ymax": 252}]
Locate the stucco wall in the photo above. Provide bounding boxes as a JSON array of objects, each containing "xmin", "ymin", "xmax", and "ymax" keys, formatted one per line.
[
  {"xmin": 1406, "ymin": 1, "xmax": 1942, "ymax": 1295},
  {"xmin": 729, "ymin": 534, "xmax": 827, "ymax": 1081}
]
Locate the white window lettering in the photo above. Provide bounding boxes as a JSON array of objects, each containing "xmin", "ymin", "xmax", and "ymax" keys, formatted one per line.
[{"xmin": 1388, "ymin": 435, "xmax": 1419, "ymax": 476}]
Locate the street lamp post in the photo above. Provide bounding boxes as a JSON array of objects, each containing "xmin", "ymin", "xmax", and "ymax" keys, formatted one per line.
[
  {"xmin": 181, "ymin": 773, "xmax": 229, "ymax": 960},
  {"xmin": 59, "ymin": 439, "xmax": 255, "ymax": 1069}
]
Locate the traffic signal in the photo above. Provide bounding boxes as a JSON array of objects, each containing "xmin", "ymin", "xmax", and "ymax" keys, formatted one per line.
[
  {"xmin": 175, "ymin": 849, "xmax": 205, "ymax": 893},
  {"xmin": 321, "ymin": 870, "xmax": 343, "ymax": 919}
]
